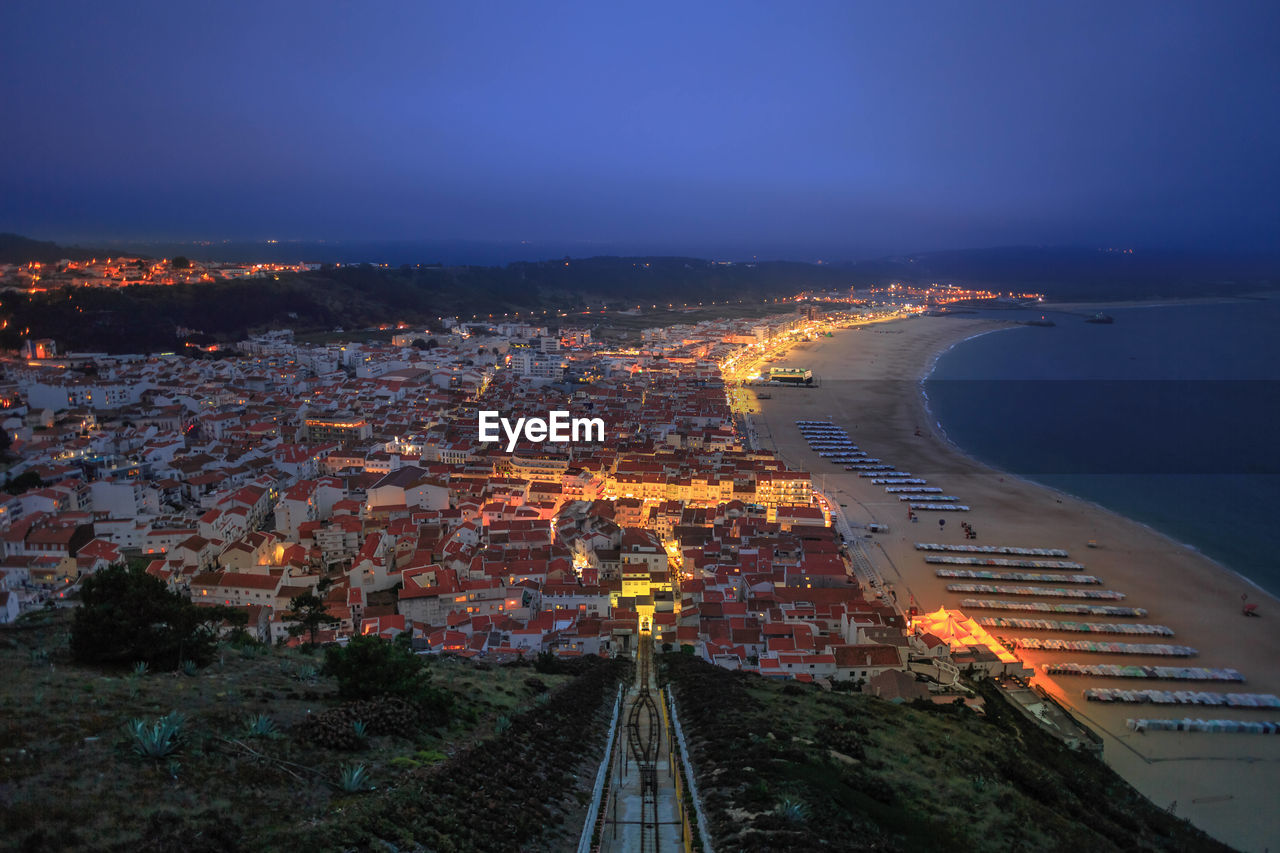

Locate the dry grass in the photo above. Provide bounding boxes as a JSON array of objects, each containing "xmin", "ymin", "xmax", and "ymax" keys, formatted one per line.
[
  {"xmin": 0, "ymin": 609, "xmax": 570, "ymax": 851},
  {"xmin": 664, "ymin": 653, "xmax": 1233, "ymax": 853}
]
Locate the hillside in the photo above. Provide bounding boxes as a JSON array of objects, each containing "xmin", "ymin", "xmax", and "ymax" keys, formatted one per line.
[
  {"xmin": 0, "ymin": 610, "xmax": 1240, "ymax": 852},
  {"xmin": 1, "ymin": 609, "xmax": 626, "ymax": 852},
  {"xmin": 847, "ymin": 246, "xmax": 1280, "ymax": 302},
  {"xmin": 0, "ymin": 256, "xmax": 852, "ymax": 353},
  {"xmin": 2, "ymin": 236, "xmax": 1276, "ymax": 353},
  {"xmin": 662, "ymin": 653, "xmax": 1232, "ymax": 852},
  {"xmin": 0, "ymin": 234, "xmax": 112, "ymax": 265}
]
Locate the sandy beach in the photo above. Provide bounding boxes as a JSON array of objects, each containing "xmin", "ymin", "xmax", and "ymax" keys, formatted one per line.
[{"xmin": 752, "ymin": 316, "xmax": 1280, "ymax": 852}]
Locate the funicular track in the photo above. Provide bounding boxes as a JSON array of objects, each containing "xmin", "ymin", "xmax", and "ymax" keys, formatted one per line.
[
  {"xmin": 594, "ymin": 632, "xmax": 696, "ymax": 853},
  {"xmin": 625, "ymin": 634, "xmax": 663, "ymax": 851}
]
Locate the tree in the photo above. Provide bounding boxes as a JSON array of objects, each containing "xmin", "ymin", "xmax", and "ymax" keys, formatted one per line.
[
  {"xmin": 4, "ymin": 470, "xmax": 45, "ymax": 495},
  {"xmin": 324, "ymin": 634, "xmax": 442, "ymax": 709},
  {"xmin": 71, "ymin": 564, "xmax": 244, "ymax": 670},
  {"xmin": 534, "ymin": 649, "xmax": 561, "ymax": 674},
  {"xmin": 171, "ymin": 256, "xmax": 191, "ymax": 269},
  {"xmin": 287, "ymin": 577, "xmax": 339, "ymax": 646}
]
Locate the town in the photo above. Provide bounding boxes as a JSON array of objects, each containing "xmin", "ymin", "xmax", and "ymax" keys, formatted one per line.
[
  {"xmin": 0, "ymin": 256, "xmax": 321, "ymax": 291},
  {"xmin": 5, "ymin": 1, "xmax": 1274, "ymax": 847},
  {"xmin": 0, "ymin": 295, "xmax": 1011, "ymax": 701}
]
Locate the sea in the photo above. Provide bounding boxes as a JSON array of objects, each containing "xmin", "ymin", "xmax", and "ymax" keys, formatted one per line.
[{"xmin": 923, "ymin": 295, "xmax": 1280, "ymax": 598}]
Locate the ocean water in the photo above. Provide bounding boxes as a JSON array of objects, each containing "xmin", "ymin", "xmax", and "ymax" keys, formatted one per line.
[{"xmin": 923, "ymin": 296, "xmax": 1280, "ymax": 597}]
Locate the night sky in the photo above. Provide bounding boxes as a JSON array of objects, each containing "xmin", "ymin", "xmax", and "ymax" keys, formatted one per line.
[{"xmin": 2, "ymin": 1, "xmax": 1277, "ymax": 258}]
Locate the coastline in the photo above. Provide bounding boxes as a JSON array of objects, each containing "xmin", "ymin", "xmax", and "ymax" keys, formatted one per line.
[
  {"xmin": 916, "ymin": 325, "xmax": 1277, "ymax": 601},
  {"xmin": 917, "ymin": 325, "xmax": 1009, "ymax": 444},
  {"xmin": 752, "ymin": 315, "xmax": 1280, "ymax": 852}
]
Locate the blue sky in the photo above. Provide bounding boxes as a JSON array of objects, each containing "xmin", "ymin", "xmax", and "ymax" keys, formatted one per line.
[{"xmin": 2, "ymin": 1, "xmax": 1276, "ymax": 257}]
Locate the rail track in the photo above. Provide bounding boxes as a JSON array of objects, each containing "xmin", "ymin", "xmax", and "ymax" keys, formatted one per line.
[{"xmin": 626, "ymin": 633, "xmax": 663, "ymax": 851}]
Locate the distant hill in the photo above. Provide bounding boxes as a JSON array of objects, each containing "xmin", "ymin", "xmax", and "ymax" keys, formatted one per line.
[
  {"xmin": 0, "ymin": 233, "xmax": 116, "ymax": 265},
  {"xmin": 848, "ymin": 245, "xmax": 1280, "ymax": 301},
  {"xmin": 0, "ymin": 254, "xmax": 853, "ymax": 353},
  {"xmin": 1, "ymin": 235, "xmax": 1276, "ymax": 352}
]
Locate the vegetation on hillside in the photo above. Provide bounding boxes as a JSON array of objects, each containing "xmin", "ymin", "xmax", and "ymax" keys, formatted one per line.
[
  {"xmin": 0, "ymin": 233, "xmax": 106, "ymax": 265},
  {"xmin": 0, "ymin": 257, "xmax": 850, "ymax": 353},
  {"xmin": 71, "ymin": 565, "xmax": 245, "ymax": 670},
  {"xmin": 0, "ymin": 607, "xmax": 1241, "ymax": 852},
  {"xmin": 323, "ymin": 633, "xmax": 447, "ymax": 709},
  {"xmin": 662, "ymin": 653, "xmax": 1231, "ymax": 852},
  {"xmin": 280, "ymin": 654, "xmax": 628, "ymax": 852},
  {"xmin": 2, "ymin": 238, "xmax": 1276, "ymax": 353},
  {"xmin": 1, "ymin": 609, "xmax": 620, "ymax": 852}
]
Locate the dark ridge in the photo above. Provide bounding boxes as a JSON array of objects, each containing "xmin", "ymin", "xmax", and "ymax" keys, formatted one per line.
[{"xmin": 0, "ymin": 233, "xmax": 123, "ymax": 265}]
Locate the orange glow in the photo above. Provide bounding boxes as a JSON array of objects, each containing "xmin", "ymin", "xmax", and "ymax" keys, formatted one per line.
[{"xmin": 913, "ymin": 606, "xmax": 1020, "ymax": 665}]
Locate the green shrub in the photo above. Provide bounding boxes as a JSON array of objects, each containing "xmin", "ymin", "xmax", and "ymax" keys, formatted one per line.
[
  {"xmin": 323, "ymin": 636, "xmax": 450, "ymax": 721},
  {"xmin": 292, "ymin": 664, "xmax": 319, "ymax": 682},
  {"xmin": 71, "ymin": 565, "xmax": 243, "ymax": 670},
  {"xmin": 128, "ymin": 712, "xmax": 184, "ymax": 759},
  {"xmin": 337, "ymin": 763, "xmax": 374, "ymax": 793},
  {"xmin": 244, "ymin": 714, "xmax": 278, "ymax": 738},
  {"xmin": 533, "ymin": 650, "xmax": 560, "ymax": 674},
  {"xmin": 775, "ymin": 795, "xmax": 811, "ymax": 824}
]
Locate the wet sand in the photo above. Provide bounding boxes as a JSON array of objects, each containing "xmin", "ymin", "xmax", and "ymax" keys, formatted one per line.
[{"xmin": 753, "ymin": 316, "xmax": 1280, "ymax": 852}]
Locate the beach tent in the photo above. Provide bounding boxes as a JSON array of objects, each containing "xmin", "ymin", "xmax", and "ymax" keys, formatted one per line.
[{"xmin": 913, "ymin": 606, "xmax": 1021, "ymax": 665}]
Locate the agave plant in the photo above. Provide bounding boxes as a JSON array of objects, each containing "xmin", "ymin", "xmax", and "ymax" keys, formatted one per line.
[
  {"xmin": 337, "ymin": 763, "xmax": 373, "ymax": 793},
  {"xmin": 128, "ymin": 712, "xmax": 184, "ymax": 759},
  {"xmin": 494, "ymin": 715, "xmax": 512, "ymax": 734},
  {"xmin": 292, "ymin": 664, "xmax": 318, "ymax": 683},
  {"xmin": 132, "ymin": 661, "xmax": 149, "ymax": 676},
  {"xmin": 775, "ymin": 795, "xmax": 811, "ymax": 824},
  {"xmin": 179, "ymin": 659, "xmax": 198, "ymax": 676},
  {"xmin": 351, "ymin": 720, "xmax": 369, "ymax": 741},
  {"xmin": 244, "ymin": 713, "xmax": 279, "ymax": 738}
]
